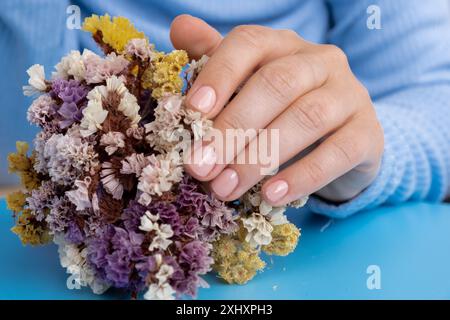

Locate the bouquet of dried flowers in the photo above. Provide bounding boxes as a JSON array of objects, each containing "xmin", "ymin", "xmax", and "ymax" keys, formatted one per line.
[{"xmin": 5, "ymin": 14, "xmax": 306, "ymax": 299}]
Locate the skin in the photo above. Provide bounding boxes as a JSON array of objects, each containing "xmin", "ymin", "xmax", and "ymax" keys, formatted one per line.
[{"xmin": 170, "ymin": 14, "xmax": 384, "ymax": 206}]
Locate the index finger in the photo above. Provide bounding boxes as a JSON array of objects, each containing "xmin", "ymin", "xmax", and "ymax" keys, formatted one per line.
[{"xmin": 186, "ymin": 26, "xmax": 305, "ymax": 118}]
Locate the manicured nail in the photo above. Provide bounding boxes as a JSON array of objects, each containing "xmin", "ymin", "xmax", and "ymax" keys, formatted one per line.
[
  {"xmin": 265, "ymin": 180, "xmax": 289, "ymax": 203},
  {"xmin": 189, "ymin": 144, "xmax": 217, "ymax": 177},
  {"xmin": 189, "ymin": 86, "xmax": 216, "ymax": 113},
  {"xmin": 211, "ymin": 168, "xmax": 239, "ymax": 198}
]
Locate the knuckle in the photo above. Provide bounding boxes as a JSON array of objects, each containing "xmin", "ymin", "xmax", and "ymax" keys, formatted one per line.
[
  {"xmin": 209, "ymin": 56, "xmax": 237, "ymax": 80},
  {"xmin": 258, "ymin": 63, "xmax": 298, "ymax": 104},
  {"xmin": 231, "ymin": 25, "xmax": 267, "ymax": 49},
  {"xmin": 290, "ymin": 98, "xmax": 330, "ymax": 133},
  {"xmin": 304, "ymin": 161, "xmax": 326, "ymax": 186},
  {"xmin": 279, "ymin": 29, "xmax": 301, "ymax": 42},
  {"xmin": 219, "ymin": 111, "xmax": 247, "ymax": 131},
  {"xmin": 323, "ymin": 44, "xmax": 348, "ymax": 65},
  {"xmin": 330, "ymin": 135, "xmax": 364, "ymax": 165}
]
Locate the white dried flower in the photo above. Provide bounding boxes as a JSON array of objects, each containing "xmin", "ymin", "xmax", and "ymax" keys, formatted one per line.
[
  {"xmin": 143, "ymin": 262, "xmax": 175, "ymax": 300},
  {"xmin": 121, "ymin": 153, "xmax": 150, "ymax": 176},
  {"xmin": 139, "ymin": 211, "xmax": 174, "ymax": 251},
  {"xmin": 289, "ymin": 196, "xmax": 309, "ymax": 208},
  {"xmin": 27, "ymin": 95, "xmax": 56, "ymax": 126},
  {"xmin": 155, "ymin": 264, "xmax": 174, "ymax": 284},
  {"xmin": 139, "ymin": 211, "xmax": 160, "ymax": 232},
  {"xmin": 100, "ymin": 131, "xmax": 126, "ymax": 155},
  {"xmin": 125, "ymin": 38, "xmax": 153, "ymax": 60},
  {"xmin": 242, "ymin": 213, "xmax": 274, "ymax": 247},
  {"xmin": 137, "ymin": 151, "xmax": 183, "ymax": 206},
  {"xmin": 54, "ymin": 234, "xmax": 110, "ymax": 294},
  {"xmin": 23, "ymin": 64, "xmax": 47, "ymax": 96},
  {"xmin": 144, "ymin": 282, "xmax": 175, "ymax": 300},
  {"xmin": 52, "ymin": 49, "xmax": 92, "ymax": 81},
  {"xmin": 186, "ymin": 55, "xmax": 209, "ymax": 88},
  {"xmin": 66, "ymin": 177, "xmax": 92, "ymax": 211},
  {"xmin": 100, "ymin": 162, "xmax": 123, "ymax": 200},
  {"xmin": 80, "ymin": 98, "xmax": 108, "ymax": 137},
  {"xmin": 149, "ymin": 223, "xmax": 174, "ymax": 251}
]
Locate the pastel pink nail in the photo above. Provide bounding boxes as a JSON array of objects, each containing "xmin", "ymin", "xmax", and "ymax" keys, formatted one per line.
[
  {"xmin": 189, "ymin": 86, "xmax": 216, "ymax": 113},
  {"xmin": 189, "ymin": 144, "xmax": 217, "ymax": 177},
  {"xmin": 211, "ymin": 168, "xmax": 239, "ymax": 198},
  {"xmin": 265, "ymin": 180, "xmax": 289, "ymax": 203}
]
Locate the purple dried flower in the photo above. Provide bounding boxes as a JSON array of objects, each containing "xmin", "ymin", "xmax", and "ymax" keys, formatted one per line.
[
  {"xmin": 51, "ymin": 79, "xmax": 88, "ymax": 104},
  {"xmin": 122, "ymin": 200, "xmax": 147, "ymax": 231},
  {"xmin": 50, "ymin": 79, "xmax": 88, "ymax": 128},
  {"xmin": 65, "ymin": 220, "xmax": 85, "ymax": 244},
  {"xmin": 58, "ymin": 102, "xmax": 85, "ymax": 128},
  {"xmin": 149, "ymin": 202, "xmax": 183, "ymax": 236},
  {"xmin": 26, "ymin": 180, "xmax": 57, "ymax": 221},
  {"xmin": 178, "ymin": 240, "xmax": 213, "ymax": 274},
  {"xmin": 86, "ymin": 226, "xmax": 146, "ymax": 290}
]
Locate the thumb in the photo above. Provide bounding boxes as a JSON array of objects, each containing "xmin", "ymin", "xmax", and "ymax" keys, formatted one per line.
[{"xmin": 170, "ymin": 14, "xmax": 222, "ymax": 60}]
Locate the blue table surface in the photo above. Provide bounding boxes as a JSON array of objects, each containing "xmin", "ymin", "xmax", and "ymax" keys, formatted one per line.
[{"xmin": 1, "ymin": 198, "xmax": 450, "ymax": 300}]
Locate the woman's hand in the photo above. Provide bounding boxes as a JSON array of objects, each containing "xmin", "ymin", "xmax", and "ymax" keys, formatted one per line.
[{"xmin": 171, "ymin": 15, "xmax": 384, "ymax": 206}]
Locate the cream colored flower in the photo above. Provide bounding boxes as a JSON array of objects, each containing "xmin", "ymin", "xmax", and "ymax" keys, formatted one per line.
[
  {"xmin": 137, "ymin": 151, "xmax": 183, "ymax": 205},
  {"xmin": 100, "ymin": 131, "xmax": 125, "ymax": 155},
  {"xmin": 144, "ymin": 282, "xmax": 175, "ymax": 300},
  {"xmin": 143, "ymin": 263, "xmax": 175, "ymax": 300},
  {"xmin": 80, "ymin": 98, "xmax": 108, "ymax": 137},
  {"xmin": 23, "ymin": 64, "xmax": 47, "ymax": 96},
  {"xmin": 139, "ymin": 211, "xmax": 174, "ymax": 251},
  {"xmin": 66, "ymin": 177, "xmax": 92, "ymax": 211},
  {"xmin": 139, "ymin": 211, "xmax": 159, "ymax": 232},
  {"xmin": 155, "ymin": 264, "xmax": 174, "ymax": 284},
  {"xmin": 242, "ymin": 213, "xmax": 274, "ymax": 247},
  {"xmin": 148, "ymin": 223, "xmax": 174, "ymax": 251},
  {"xmin": 52, "ymin": 49, "xmax": 93, "ymax": 81}
]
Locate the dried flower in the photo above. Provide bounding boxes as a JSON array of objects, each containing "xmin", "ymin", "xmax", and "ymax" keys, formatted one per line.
[
  {"xmin": 137, "ymin": 152, "xmax": 183, "ymax": 206},
  {"xmin": 23, "ymin": 64, "xmax": 47, "ymax": 96},
  {"xmin": 241, "ymin": 213, "xmax": 274, "ymax": 247},
  {"xmin": 27, "ymin": 95, "xmax": 57, "ymax": 127},
  {"xmin": 126, "ymin": 38, "xmax": 153, "ymax": 60},
  {"xmin": 100, "ymin": 131, "xmax": 126, "ymax": 155},
  {"xmin": 212, "ymin": 235, "xmax": 265, "ymax": 285},
  {"xmin": 83, "ymin": 14, "xmax": 146, "ymax": 53},
  {"xmin": 262, "ymin": 223, "xmax": 301, "ymax": 256},
  {"xmin": 6, "ymin": 14, "xmax": 306, "ymax": 300},
  {"xmin": 6, "ymin": 191, "xmax": 27, "ymax": 214}
]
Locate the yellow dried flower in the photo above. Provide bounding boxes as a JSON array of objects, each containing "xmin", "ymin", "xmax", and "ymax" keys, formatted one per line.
[
  {"xmin": 19, "ymin": 170, "xmax": 40, "ymax": 190},
  {"xmin": 83, "ymin": 14, "xmax": 146, "ymax": 53},
  {"xmin": 8, "ymin": 141, "xmax": 40, "ymax": 191},
  {"xmin": 8, "ymin": 141, "xmax": 31, "ymax": 173},
  {"xmin": 11, "ymin": 210, "xmax": 51, "ymax": 246},
  {"xmin": 212, "ymin": 235, "xmax": 265, "ymax": 285},
  {"xmin": 262, "ymin": 223, "xmax": 300, "ymax": 256},
  {"xmin": 6, "ymin": 191, "xmax": 27, "ymax": 213},
  {"xmin": 141, "ymin": 49, "xmax": 188, "ymax": 99}
]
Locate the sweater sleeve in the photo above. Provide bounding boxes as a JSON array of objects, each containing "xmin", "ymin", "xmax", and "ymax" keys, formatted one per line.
[{"xmin": 307, "ymin": 0, "xmax": 450, "ymax": 218}]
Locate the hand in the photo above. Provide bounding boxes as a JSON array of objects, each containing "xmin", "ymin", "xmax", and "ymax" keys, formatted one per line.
[{"xmin": 171, "ymin": 15, "xmax": 384, "ymax": 205}]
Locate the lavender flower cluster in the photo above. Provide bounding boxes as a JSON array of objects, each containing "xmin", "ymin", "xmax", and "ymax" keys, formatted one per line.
[{"xmin": 6, "ymin": 15, "xmax": 306, "ymax": 299}]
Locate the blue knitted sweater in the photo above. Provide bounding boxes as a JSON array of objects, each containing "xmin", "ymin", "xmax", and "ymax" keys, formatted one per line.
[{"xmin": 1, "ymin": 0, "xmax": 449, "ymax": 217}]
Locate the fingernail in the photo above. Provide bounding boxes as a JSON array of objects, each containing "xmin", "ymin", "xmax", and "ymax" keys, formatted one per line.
[
  {"xmin": 265, "ymin": 180, "xmax": 289, "ymax": 203},
  {"xmin": 190, "ymin": 144, "xmax": 217, "ymax": 177},
  {"xmin": 189, "ymin": 86, "xmax": 216, "ymax": 113},
  {"xmin": 211, "ymin": 168, "xmax": 239, "ymax": 198}
]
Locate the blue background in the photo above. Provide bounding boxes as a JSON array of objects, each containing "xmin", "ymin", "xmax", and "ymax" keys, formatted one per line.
[{"xmin": 2, "ymin": 199, "xmax": 450, "ymax": 300}]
